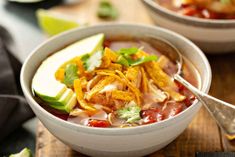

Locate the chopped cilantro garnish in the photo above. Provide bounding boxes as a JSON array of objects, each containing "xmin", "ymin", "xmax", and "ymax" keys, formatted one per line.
[
  {"xmin": 117, "ymin": 47, "xmax": 139, "ymax": 55},
  {"xmin": 82, "ymin": 46, "xmax": 157, "ymax": 70},
  {"xmin": 128, "ymin": 55, "xmax": 158, "ymax": 66},
  {"xmin": 81, "ymin": 54, "xmax": 90, "ymax": 62},
  {"xmin": 117, "ymin": 106, "xmax": 141, "ymax": 123},
  {"xmin": 116, "ymin": 55, "xmax": 129, "ymax": 67},
  {"xmin": 97, "ymin": 0, "xmax": 119, "ymax": 20},
  {"xmin": 63, "ymin": 63, "xmax": 79, "ymax": 88},
  {"xmin": 114, "ymin": 47, "xmax": 157, "ymax": 66}
]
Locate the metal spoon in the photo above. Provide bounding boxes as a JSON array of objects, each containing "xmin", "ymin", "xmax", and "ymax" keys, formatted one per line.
[{"xmin": 147, "ymin": 36, "xmax": 235, "ymax": 139}]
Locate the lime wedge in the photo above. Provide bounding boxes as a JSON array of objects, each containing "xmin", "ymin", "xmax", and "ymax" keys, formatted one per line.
[
  {"xmin": 36, "ymin": 9, "xmax": 81, "ymax": 36},
  {"xmin": 9, "ymin": 148, "xmax": 32, "ymax": 157}
]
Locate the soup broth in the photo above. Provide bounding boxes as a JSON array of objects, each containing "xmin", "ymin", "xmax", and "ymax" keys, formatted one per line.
[{"xmin": 34, "ymin": 36, "xmax": 199, "ymax": 128}]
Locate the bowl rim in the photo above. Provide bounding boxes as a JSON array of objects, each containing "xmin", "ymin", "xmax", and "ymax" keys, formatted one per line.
[
  {"xmin": 20, "ymin": 23, "xmax": 212, "ymax": 135},
  {"xmin": 142, "ymin": 0, "xmax": 235, "ymax": 28}
]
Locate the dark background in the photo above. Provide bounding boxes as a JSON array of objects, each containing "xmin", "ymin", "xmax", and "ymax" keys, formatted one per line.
[{"xmin": 0, "ymin": 0, "xmax": 67, "ymax": 156}]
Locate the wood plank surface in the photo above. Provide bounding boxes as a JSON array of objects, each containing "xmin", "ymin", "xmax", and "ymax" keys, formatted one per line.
[
  {"xmin": 208, "ymin": 53, "xmax": 235, "ymax": 152},
  {"xmin": 36, "ymin": 0, "xmax": 235, "ymax": 156}
]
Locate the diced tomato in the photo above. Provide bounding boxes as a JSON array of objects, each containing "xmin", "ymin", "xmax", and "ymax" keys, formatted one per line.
[
  {"xmin": 175, "ymin": 80, "xmax": 185, "ymax": 92},
  {"xmin": 201, "ymin": 9, "xmax": 219, "ymax": 19},
  {"xmin": 179, "ymin": 6, "xmax": 198, "ymax": 16},
  {"xmin": 174, "ymin": 104, "xmax": 183, "ymax": 115},
  {"xmin": 87, "ymin": 119, "xmax": 111, "ymax": 128},
  {"xmin": 161, "ymin": 102, "xmax": 183, "ymax": 119},
  {"xmin": 141, "ymin": 110, "xmax": 157, "ymax": 124},
  {"xmin": 181, "ymin": 4, "xmax": 190, "ymax": 8},
  {"xmin": 175, "ymin": 80, "xmax": 196, "ymax": 107},
  {"xmin": 184, "ymin": 95, "xmax": 196, "ymax": 107},
  {"xmin": 140, "ymin": 109, "xmax": 163, "ymax": 125}
]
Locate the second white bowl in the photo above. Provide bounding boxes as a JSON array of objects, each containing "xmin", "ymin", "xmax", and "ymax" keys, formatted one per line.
[{"xmin": 142, "ymin": 0, "xmax": 235, "ymax": 54}]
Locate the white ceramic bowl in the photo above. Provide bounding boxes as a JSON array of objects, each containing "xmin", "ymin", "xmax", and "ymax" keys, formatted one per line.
[
  {"xmin": 142, "ymin": 0, "xmax": 235, "ymax": 54},
  {"xmin": 20, "ymin": 24, "xmax": 211, "ymax": 157}
]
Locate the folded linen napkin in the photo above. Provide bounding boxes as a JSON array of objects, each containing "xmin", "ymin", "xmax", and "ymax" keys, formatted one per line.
[{"xmin": 0, "ymin": 26, "xmax": 34, "ymax": 142}]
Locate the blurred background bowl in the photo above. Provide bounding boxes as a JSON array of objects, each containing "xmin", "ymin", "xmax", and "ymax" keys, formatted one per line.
[{"xmin": 142, "ymin": 0, "xmax": 235, "ymax": 54}]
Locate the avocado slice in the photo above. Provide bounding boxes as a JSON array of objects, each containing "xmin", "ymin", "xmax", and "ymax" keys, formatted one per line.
[
  {"xmin": 32, "ymin": 33, "xmax": 104, "ymax": 112},
  {"xmin": 10, "ymin": 148, "xmax": 32, "ymax": 157},
  {"xmin": 50, "ymin": 93, "xmax": 77, "ymax": 112},
  {"xmin": 48, "ymin": 89, "xmax": 73, "ymax": 106}
]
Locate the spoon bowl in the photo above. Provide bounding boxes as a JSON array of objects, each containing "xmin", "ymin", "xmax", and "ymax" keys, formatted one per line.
[
  {"xmin": 146, "ymin": 35, "xmax": 183, "ymax": 76},
  {"xmin": 148, "ymin": 36, "xmax": 235, "ymax": 139}
]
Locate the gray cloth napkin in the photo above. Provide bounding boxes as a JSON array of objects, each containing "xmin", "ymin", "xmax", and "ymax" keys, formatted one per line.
[
  {"xmin": 0, "ymin": 0, "xmax": 78, "ymax": 143},
  {"xmin": 0, "ymin": 26, "xmax": 34, "ymax": 142}
]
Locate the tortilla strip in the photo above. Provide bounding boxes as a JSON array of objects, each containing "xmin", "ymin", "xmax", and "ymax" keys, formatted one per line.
[
  {"xmin": 74, "ymin": 57, "xmax": 85, "ymax": 76},
  {"xmin": 136, "ymin": 50, "xmax": 185, "ymax": 101},
  {"xmin": 101, "ymin": 47, "xmax": 118, "ymax": 68},
  {"xmin": 115, "ymin": 70, "xmax": 141, "ymax": 105},
  {"xmin": 87, "ymin": 75, "xmax": 103, "ymax": 91},
  {"xmin": 74, "ymin": 79, "xmax": 96, "ymax": 112},
  {"xmin": 108, "ymin": 63, "xmax": 122, "ymax": 71},
  {"xmin": 144, "ymin": 62, "xmax": 185, "ymax": 102},
  {"xmin": 135, "ymin": 50, "xmax": 149, "ymax": 58},
  {"xmin": 96, "ymin": 71, "xmax": 141, "ymax": 106},
  {"xmin": 111, "ymin": 90, "xmax": 134, "ymax": 101},
  {"xmin": 126, "ymin": 66, "xmax": 140, "ymax": 82},
  {"xmin": 95, "ymin": 69, "xmax": 116, "ymax": 74},
  {"xmin": 55, "ymin": 68, "xmax": 65, "ymax": 81},
  {"xmin": 140, "ymin": 67, "xmax": 149, "ymax": 93},
  {"xmin": 86, "ymin": 76, "xmax": 115, "ymax": 100},
  {"xmin": 80, "ymin": 76, "xmax": 88, "ymax": 89}
]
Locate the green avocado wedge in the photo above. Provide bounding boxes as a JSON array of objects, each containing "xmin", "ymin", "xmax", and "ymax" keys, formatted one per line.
[
  {"xmin": 32, "ymin": 33, "xmax": 105, "ymax": 112},
  {"xmin": 9, "ymin": 148, "xmax": 32, "ymax": 157}
]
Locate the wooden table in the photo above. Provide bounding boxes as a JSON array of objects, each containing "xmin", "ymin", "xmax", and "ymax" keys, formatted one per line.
[{"xmin": 35, "ymin": 0, "xmax": 235, "ymax": 156}]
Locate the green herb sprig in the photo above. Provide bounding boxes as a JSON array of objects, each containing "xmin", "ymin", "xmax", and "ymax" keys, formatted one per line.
[
  {"xmin": 97, "ymin": 0, "xmax": 119, "ymax": 20},
  {"xmin": 63, "ymin": 63, "xmax": 79, "ymax": 88},
  {"xmin": 117, "ymin": 106, "xmax": 141, "ymax": 123},
  {"xmin": 115, "ymin": 47, "xmax": 158, "ymax": 67}
]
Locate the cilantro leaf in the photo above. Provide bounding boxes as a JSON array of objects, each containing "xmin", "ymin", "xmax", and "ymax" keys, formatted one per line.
[
  {"xmin": 117, "ymin": 106, "xmax": 141, "ymax": 123},
  {"xmin": 128, "ymin": 55, "xmax": 158, "ymax": 66},
  {"xmin": 63, "ymin": 63, "xmax": 79, "ymax": 88},
  {"xmin": 97, "ymin": 0, "xmax": 119, "ymax": 20},
  {"xmin": 116, "ymin": 55, "xmax": 129, "ymax": 67},
  {"xmin": 81, "ymin": 53, "xmax": 90, "ymax": 70},
  {"xmin": 115, "ymin": 54, "xmax": 157, "ymax": 67},
  {"xmin": 115, "ymin": 47, "xmax": 157, "ymax": 66},
  {"xmin": 81, "ymin": 54, "xmax": 90, "ymax": 62},
  {"xmin": 117, "ymin": 47, "xmax": 139, "ymax": 55}
]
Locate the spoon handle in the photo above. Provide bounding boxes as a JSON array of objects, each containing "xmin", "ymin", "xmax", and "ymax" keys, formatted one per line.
[{"xmin": 174, "ymin": 75, "xmax": 235, "ymax": 138}]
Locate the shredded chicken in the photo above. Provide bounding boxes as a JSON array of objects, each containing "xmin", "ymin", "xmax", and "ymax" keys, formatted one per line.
[
  {"xmin": 148, "ymin": 80, "xmax": 168, "ymax": 102},
  {"xmin": 144, "ymin": 61, "xmax": 185, "ymax": 102}
]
